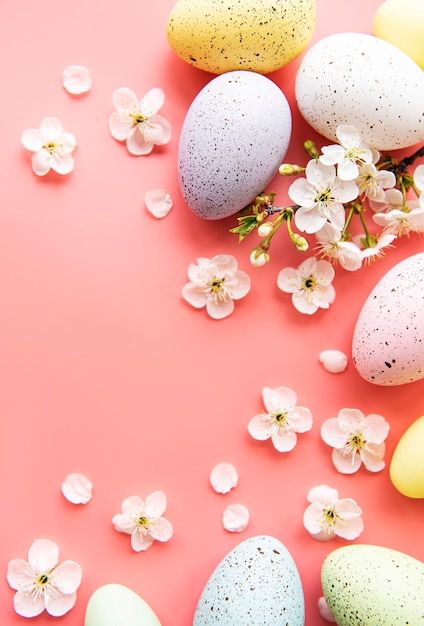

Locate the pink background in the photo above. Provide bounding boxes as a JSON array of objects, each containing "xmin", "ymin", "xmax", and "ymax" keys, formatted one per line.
[{"xmin": 1, "ymin": 0, "xmax": 424, "ymax": 624}]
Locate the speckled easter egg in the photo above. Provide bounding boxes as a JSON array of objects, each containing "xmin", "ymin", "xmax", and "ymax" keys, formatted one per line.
[
  {"xmin": 390, "ymin": 415, "xmax": 424, "ymax": 498},
  {"xmin": 374, "ymin": 0, "xmax": 424, "ymax": 69},
  {"xmin": 84, "ymin": 584, "xmax": 161, "ymax": 626},
  {"xmin": 193, "ymin": 535, "xmax": 305, "ymax": 624},
  {"xmin": 178, "ymin": 71, "xmax": 292, "ymax": 220},
  {"xmin": 352, "ymin": 253, "xmax": 424, "ymax": 385},
  {"xmin": 321, "ymin": 544, "xmax": 424, "ymax": 624},
  {"xmin": 166, "ymin": 0, "xmax": 316, "ymax": 75},
  {"xmin": 295, "ymin": 32, "xmax": 424, "ymax": 150}
]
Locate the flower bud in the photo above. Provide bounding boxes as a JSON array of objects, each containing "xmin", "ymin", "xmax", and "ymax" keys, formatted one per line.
[
  {"xmin": 257, "ymin": 222, "xmax": 274, "ymax": 237},
  {"xmin": 304, "ymin": 140, "xmax": 319, "ymax": 159},
  {"xmin": 279, "ymin": 163, "xmax": 304, "ymax": 176},
  {"xmin": 291, "ymin": 233, "xmax": 309, "ymax": 252},
  {"xmin": 250, "ymin": 249, "xmax": 269, "ymax": 267}
]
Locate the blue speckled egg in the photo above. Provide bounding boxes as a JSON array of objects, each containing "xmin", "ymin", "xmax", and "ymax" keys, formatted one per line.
[
  {"xmin": 321, "ymin": 544, "xmax": 424, "ymax": 625},
  {"xmin": 178, "ymin": 71, "xmax": 292, "ymax": 220},
  {"xmin": 193, "ymin": 535, "xmax": 305, "ymax": 624},
  {"xmin": 295, "ymin": 33, "xmax": 424, "ymax": 150},
  {"xmin": 352, "ymin": 252, "xmax": 424, "ymax": 385}
]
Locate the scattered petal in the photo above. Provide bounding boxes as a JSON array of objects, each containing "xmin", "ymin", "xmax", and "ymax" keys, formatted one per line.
[
  {"xmin": 222, "ymin": 504, "xmax": 250, "ymax": 532},
  {"xmin": 210, "ymin": 462, "xmax": 239, "ymax": 494},
  {"xmin": 144, "ymin": 189, "xmax": 173, "ymax": 218},
  {"xmin": 62, "ymin": 65, "xmax": 92, "ymax": 95},
  {"xmin": 61, "ymin": 473, "xmax": 92, "ymax": 504},
  {"xmin": 319, "ymin": 350, "xmax": 348, "ymax": 373},
  {"xmin": 318, "ymin": 596, "xmax": 337, "ymax": 622}
]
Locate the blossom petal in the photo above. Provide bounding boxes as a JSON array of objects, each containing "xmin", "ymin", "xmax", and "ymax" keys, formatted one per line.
[
  {"xmin": 332, "ymin": 448, "xmax": 362, "ymax": 474},
  {"xmin": 131, "ymin": 530, "xmax": 154, "ymax": 552},
  {"xmin": 52, "ymin": 561, "xmax": 82, "ymax": 594},
  {"xmin": 263, "ymin": 386, "xmax": 297, "ymax": 414},
  {"xmin": 318, "ymin": 596, "xmax": 337, "ymax": 622},
  {"xmin": 21, "ymin": 128, "xmax": 44, "ymax": 151},
  {"xmin": 277, "ymin": 267, "xmax": 299, "ymax": 294},
  {"xmin": 6, "ymin": 559, "xmax": 35, "ymax": 591},
  {"xmin": 320, "ymin": 418, "xmax": 346, "ymax": 447},
  {"xmin": 414, "ymin": 164, "xmax": 424, "ymax": 191},
  {"xmin": 335, "ymin": 514, "xmax": 364, "ymax": 540},
  {"xmin": 112, "ymin": 87, "xmax": 139, "ymax": 112},
  {"xmin": 337, "ymin": 158, "xmax": 359, "ymax": 181},
  {"xmin": 303, "ymin": 502, "xmax": 328, "ymax": 535},
  {"xmin": 363, "ymin": 413, "xmax": 390, "ymax": 444},
  {"xmin": 109, "ymin": 113, "xmax": 135, "ymax": 141},
  {"xmin": 13, "ymin": 588, "xmax": 45, "ymax": 618},
  {"xmin": 272, "ymin": 428, "xmax": 297, "ymax": 452},
  {"xmin": 226, "ymin": 271, "xmax": 251, "ymax": 300},
  {"xmin": 28, "ymin": 539, "xmax": 59, "ymax": 573},
  {"xmin": 150, "ymin": 517, "xmax": 173, "ymax": 542},
  {"xmin": 320, "ymin": 144, "xmax": 345, "ymax": 166},
  {"xmin": 182, "ymin": 282, "xmax": 207, "ymax": 309},
  {"xmin": 335, "ymin": 498, "xmax": 363, "ymax": 520},
  {"xmin": 205, "ymin": 296, "xmax": 234, "ymax": 319},
  {"xmin": 337, "ymin": 408, "xmax": 366, "ymax": 431},
  {"xmin": 211, "ymin": 254, "xmax": 238, "ymax": 275},
  {"xmin": 288, "ymin": 178, "xmax": 316, "ymax": 208},
  {"xmin": 45, "ymin": 591, "xmax": 77, "ymax": 617},
  {"xmin": 62, "ymin": 65, "xmax": 92, "ymax": 95},
  {"xmin": 361, "ymin": 443, "xmax": 386, "ymax": 472},
  {"xmin": 140, "ymin": 88, "xmax": 165, "ymax": 117},
  {"xmin": 51, "ymin": 152, "xmax": 74, "ymax": 175},
  {"xmin": 292, "ymin": 291, "xmax": 319, "ymax": 315},
  {"xmin": 145, "ymin": 189, "xmax": 173, "ymax": 218},
  {"xmin": 145, "ymin": 491, "xmax": 167, "ymax": 518},
  {"xmin": 294, "ymin": 206, "xmax": 327, "ymax": 234},
  {"xmin": 121, "ymin": 495, "xmax": 144, "ymax": 517},
  {"xmin": 247, "ymin": 414, "xmax": 272, "ymax": 441},
  {"xmin": 126, "ymin": 128, "xmax": 153, "ymax": 155},
  {"xmin": 289, "ymin": 407, "xmax": 313, "ymax": 432},
  {"xmin": 39, "ymin": 117, "xmax": 63, "ymax": 142},
  {"xmin": 32, "ymin": 150, "xmax": 52, "ymax": 176},
  {"xmin": 147, "ymin": 115, "xmax": 172, "ymax": 145}
]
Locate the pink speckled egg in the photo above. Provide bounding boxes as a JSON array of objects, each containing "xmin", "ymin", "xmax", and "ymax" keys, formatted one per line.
[{"xmin": 352, "ymin": 253, "xmax": 424, "ymax": 385}]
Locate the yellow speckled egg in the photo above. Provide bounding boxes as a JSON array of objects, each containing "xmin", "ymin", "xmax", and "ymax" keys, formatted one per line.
[
  {"xmin": 322, "ymin": 545, "xmax": 424, "ymax": 625},
  {"xmin": 390, "ymin": 415, "xmax": 424, "ymax": 498},
  {"xmin": 374, "ymin": 0, "xmax": 424, "ymax": 69},
  {"xmin": 166, "ymin": 0, "xmax": 316, "ymax": 75}
]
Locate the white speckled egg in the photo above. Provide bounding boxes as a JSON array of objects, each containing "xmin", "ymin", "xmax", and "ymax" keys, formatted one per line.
[
  {"xmin": 321, "ymin": 544, "xmax": 424, "ymax": 625},
  {"xmin": 295, "ymin": 33, "xmax": 424, "ymax": 150},
  {"xmin": 84, "ymin": 584, "xmax": 161, "ymax": 626},
  {"xmin": 178, "ymin": 71, "xmax": 292, "ymax": 220},
  {"xmin": 193, "ymin": 535, "xmax": 305, "ymax": 624},
  {"xmin": 352, "ymin": 253, "xmax": 424, "ymax": 385},
  {"xmin": 166, "ymin": 0, "xmax": 316, "ymax": 75}
]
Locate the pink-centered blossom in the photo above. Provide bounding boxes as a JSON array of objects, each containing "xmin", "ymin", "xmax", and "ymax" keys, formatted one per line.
[
  {"xmin": 182, "ymin": 254, "xmax": 250, "ymax": 319},
  {"xmin": 248, "ymin": 386, "xmax": 313, "ymax": 452},
  {"xmin": 303, "ymin": 485, "xmax": 364, "ymax": 541},
  {"xmin": 277, "ymin": 256, "xmax": 335, "ymax": 314},
  {"xmin": 112, "ymin": 491, "xmax": 173, "ymax": 552},
  {"xmin": 321, "ymin": 408, "xmax": 390, "ymax": 474},
  {"xmin": 6, "ymin": 539, "xmax": 82, "ymax": 618},
  {"xmin": 109, "ymin": 87, "xmax": 171, "ymax": 155}
]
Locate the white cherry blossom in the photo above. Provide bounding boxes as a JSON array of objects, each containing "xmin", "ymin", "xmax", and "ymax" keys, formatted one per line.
[
  {"xmin": 277, "ymin": 256, "xmax": 336, "ymax": 314},
  {"xmin": 109, "ymin": 87, "xmax": 171, "ymax": 155},
  {"xmin": 321, "ymin": 408, "xmax": 390, "ymax": 474},
  {"xmin": 303, "ymin": 485, "xmax": 364, "ymax": 541},
  {"xmin": 21, "ymin": 117, "xmax": 76, "ymax": 176},
  {"xmin": 373, "ymin": 204, "xmax": 424, "ymax": 236},
  {"xmin": 182, "ymin": 254, "xmax": 250, "ymax": 319},
  {"xmin": 319, "ymin": 124, "xmax": 376, "ymax": 181},
  {"xmin": 248, "ymin": 386, "xmax": 313, "ymax": 452},
  {"xmin": 355, "ymin": 232, "xmax": 396, "ymax": 264},
  {"xmin": 315, "ymin": 223, "xmax": 362, "ymax": 271},
  {"xmin": 289, "ymin": 160, "xmax": 358, "ymax": 234},
  {"xmin": 355, "ymin": 163, "xmax": 396, "ymax": 202},
  {"xmin": 112, "ymin": 491, "xmax": 173, "ymax": 552},
  {"xmin": 7, "ymin": 539, "xmax": 82, "ymax": 618}
]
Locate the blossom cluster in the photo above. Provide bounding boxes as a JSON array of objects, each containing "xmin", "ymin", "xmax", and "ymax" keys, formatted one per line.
[{"xmin": 232, "ymin": 124, "xmax": 424, "ymax": 313}]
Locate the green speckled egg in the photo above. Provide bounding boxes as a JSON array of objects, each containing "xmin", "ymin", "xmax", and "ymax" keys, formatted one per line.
[
  {"xmin": 321, "ymin": 545, "xmax": 424, "ymax": 625},
  {"xmin": 166, "ymin": 0, "xmax": 316, "ymax": 75}
]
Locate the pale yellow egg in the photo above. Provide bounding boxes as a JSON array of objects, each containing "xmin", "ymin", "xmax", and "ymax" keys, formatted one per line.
[
  {"xmin": 390, "ymin": 415, "xmax": 424, "ymax": 498},
  {"xmin": 374, "ymin": 0, "xmax": 424, "ymax": 69}
]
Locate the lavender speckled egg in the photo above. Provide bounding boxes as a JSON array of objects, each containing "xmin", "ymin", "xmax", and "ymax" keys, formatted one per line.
[
  {"xmin": 193, "ymin": 535, "xmax": 305, "ymax": 624},
  {"xmin": 352, "ymin": 253, "xmax": 424, "ymax": 386},
  {"xmin": 178, "ymin": 71, "xmax": 292, "ymax": 220},
  {"xmin": 295, "ymin": 33, "xmax": 424, "ymax": 150},
  {"xmin": 321, "ymin": 544, "xmax": 424, "ymax": 625}
]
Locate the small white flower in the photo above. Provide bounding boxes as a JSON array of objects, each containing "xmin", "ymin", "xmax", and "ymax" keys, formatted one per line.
[
  {"xmin": 222, "ymin": 504, "xmax": 250, "ymax": 532},
  {"xmin": 248, "ymin": 386, "xmax": 313, "ymax": 452},
  {"xmin": 277, "ymin": 256, "xmax": 336, "ymax": 315},
  {"xmin": 21, "ymin": 117, "xmax": 77, "ymax": 176},
  {"xmin": 303, "ymin": 485, "xmax": 364, "ymax": 541},
  {"xmin": 315, "ymin": 223, "xmax": 362, "ymax": 272},
  {"xmin": 112, "ymin": 491, "xmax": 173, "ymax": 552},
  {"xmin": 144, "ymin": 188, "xmax": 173, "ymax": 218},
  {"xmin": 321, "ymin": 408, "xmax": 390, "ymax": 474},
  {"xmin": 355, "ymin": 232, "xmax": 396, "ymax": 264},
  {"xmin": 368, "ymin": 187, "xmax": 404, "ymax": 213},
  {"xmin": 355, "ymin": 163, "xmax": 396, "ymax": 202},
  {"xmin": 182, "ymin": 254, "xmax": 250, "ymax": 319},
  {"xmin": 109, "ymin": 87, "xmax": 171, "ymax": 155},
  {"xmin": 319, "ymin": 124, "xmax": 375, "ymax": 181},
  {"xmin": 289, "ymin": 160, "xmax": 359, "ymax": 234},
  {"xmin": 7, "ymin": 539, "xmax": 82, "ymax": 618},
  {"xmin": 373, "ymin": 205, "xmax": 424, "ymax": 236},
  {"xmin": 62, "ymin": 65, "xmax": 92, "ymax": 94}
]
